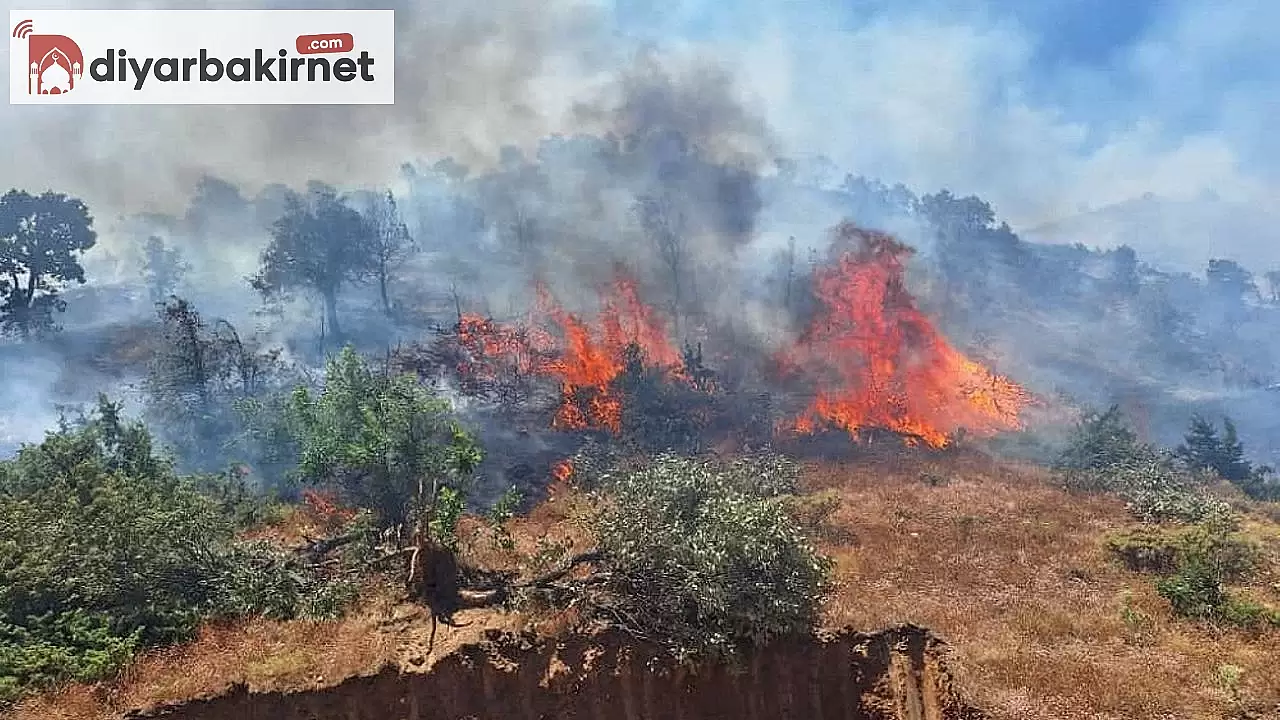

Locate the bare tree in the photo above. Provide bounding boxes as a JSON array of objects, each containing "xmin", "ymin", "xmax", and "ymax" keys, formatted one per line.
[
  {"xmin": 361, "ymin": 190, "xmax": 416, "ymax": 317},
  {"xmin": 635, "ymin": 192, "xmax": 688, "ymax": 335}
]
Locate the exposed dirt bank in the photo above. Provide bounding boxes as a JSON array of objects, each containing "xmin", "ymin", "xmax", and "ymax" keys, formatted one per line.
[{"xmin": 124, "ymin": 624, "xmax": 983, "ymax": 720}]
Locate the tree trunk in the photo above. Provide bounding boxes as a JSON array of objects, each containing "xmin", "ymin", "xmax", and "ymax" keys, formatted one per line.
[
  {"xmin": 379, "ymin": 268, "xmax": 392, "ymax": 317},
  {"xmin": 322, "ymin": 289, "xmax": 342, "ymax": 345}
]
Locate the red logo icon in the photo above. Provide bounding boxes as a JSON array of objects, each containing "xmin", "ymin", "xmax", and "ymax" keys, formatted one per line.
[{"xmin": 13, "ymin": 19, "xmax": 85, "ymax": 95}]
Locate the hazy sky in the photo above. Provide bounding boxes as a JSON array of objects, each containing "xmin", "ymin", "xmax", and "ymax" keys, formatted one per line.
[{"xmin": 1, "ymin": 0, "xmax": 1276, "ymax": 265}]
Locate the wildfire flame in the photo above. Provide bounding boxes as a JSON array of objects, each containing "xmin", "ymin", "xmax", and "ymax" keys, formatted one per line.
[
  {"xmin": 447, "ymin": 223, "xmax": 1028, "ymax": 447},
  {"xmin": 458, "ymin": 269, "xmax": 680, "ymax": 433},
  {"xmin": 776, "ymin": 223, "xmax": 1029, "ymax": 447}
]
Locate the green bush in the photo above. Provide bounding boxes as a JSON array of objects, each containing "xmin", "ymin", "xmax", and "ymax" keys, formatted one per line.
[
  {"xmin": 1113, "ymin": 518, "xmax": 1280, "ymax": 632},
  {"xmin": 0, "ymin": 397, "xmax": 350, "ymax": 705},
  {"xmin": 1057, "ymin": 406, "xmax": 1229, "ymax": 523},
  {"xmin": 586, "ymin": 453, "xmax": 832, "ymax": 662},
  {"xmin": 1106, "ymin": 524, "xmax": 1261, "ymax": 582},
  {"xmin": 285, "ymin": 346, "xmax": 482, "ymax": 537}
]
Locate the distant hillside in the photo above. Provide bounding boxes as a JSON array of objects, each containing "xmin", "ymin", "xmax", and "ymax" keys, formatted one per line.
[{"xmin": 1023, "ymin": 194, "xmax": 1280, "ymax": 274}]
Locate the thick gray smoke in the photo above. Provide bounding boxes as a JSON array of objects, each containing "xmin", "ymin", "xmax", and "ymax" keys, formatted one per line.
[
  {"xmin": 3, "ymin": 0, "xmax": 1279, "ymax": 478},
  {"xmin": 0, "ymin": 0, "xmax": 618, "ymax": 215}
]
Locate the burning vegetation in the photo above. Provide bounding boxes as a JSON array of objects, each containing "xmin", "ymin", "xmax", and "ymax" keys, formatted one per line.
[
  {"xmin": 778, "ymin": 223, "xmax": 1030, "ymax": 448},
  {"xmin": 424, "ymin": 221, "xmax": 1031, "ymax": 452}
]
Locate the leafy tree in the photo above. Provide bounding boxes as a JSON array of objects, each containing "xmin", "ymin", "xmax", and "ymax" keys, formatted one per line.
[
  {"xmin": 0, "ymin": 189, "xmax": 97, "ymax": 335},
  {"xmin": 1057, "ymin": 406, "xmax": 1229, "ymax": 522},
  {"xmin": 250, "ymin": 183, "xmax": 377, "ymax": 343},
  {"xmin": 1176, "ymin": 415, "xmax": 1248, "ymax": 481},
  {"xmin": 1177, "ymin": 415, "xmax": 1280, "ymax": 501},
  {"xmin": 284, "ymin": 347, "xmax": 483, "ymax": 603},
  {"xmin": 0, "ymin": 398, "xmax": 341, "ymax": 705},
  {"xmin": 141, "ymin": 235, "xmax": 188, "ymax": 305}
]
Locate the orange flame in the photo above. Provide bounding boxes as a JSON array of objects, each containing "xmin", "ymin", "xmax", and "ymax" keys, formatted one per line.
[
  {"xmin": 777, "ymin": 224, "xmax": 1029, "ymax": 447},
  {"xmin": 551, "ymin": 459, "xmax": 573, "ymax": 482},
  {"xmin": 456, "ymin": 270, "xmax": 680, "ymax": 433},
  {"xmin": 538, "ymin": 272, "xmax": 680, "ymax": 431}
]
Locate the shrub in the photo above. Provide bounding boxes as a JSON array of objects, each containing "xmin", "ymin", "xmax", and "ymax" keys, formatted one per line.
[
  {"xmin": 1119, "ymin": 518, "xmax": 1280, "ymax": 632},
  {"xmin": 585, "ymin": 453, "xmax": 832, "ymax": 662},
  {"xmin": 1106, "ymin": 523, "xmax": 1261, "ymax": 582},
  {"xmin": 0, "ymin": 397, "xmax": 348, "ymax": 705},
  {"xmin": 285, "ymin": 346, "xmax": 482, "ymax": 537},
  {"xmin": 1057, "ymin": 406, "xmax": 1229, "ymax": 522}
]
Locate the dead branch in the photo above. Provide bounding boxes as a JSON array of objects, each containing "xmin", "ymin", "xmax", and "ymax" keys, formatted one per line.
[{"xmin": 515, "ymin": 550, "xmax": 606, "ymax": 589}]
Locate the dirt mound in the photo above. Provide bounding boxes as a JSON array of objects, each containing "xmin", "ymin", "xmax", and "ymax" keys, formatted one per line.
[{"xmin": 124, "ymin": 624, "xmax": 983, "ymax": 720}]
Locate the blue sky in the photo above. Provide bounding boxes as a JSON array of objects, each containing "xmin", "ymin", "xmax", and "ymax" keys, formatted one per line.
[{"xmin": 606, "ymin": 0, "xmax": 1278, "ymax": 226}]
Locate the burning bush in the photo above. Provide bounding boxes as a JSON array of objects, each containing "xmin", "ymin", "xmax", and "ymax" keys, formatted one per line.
[
  {"xmin": 416, "ymin": 221, "xmax": 1032, "ymax": 454},
  {"xmin": 776, "ymin": 223, "xmax": 1029, "ymax": 448}
]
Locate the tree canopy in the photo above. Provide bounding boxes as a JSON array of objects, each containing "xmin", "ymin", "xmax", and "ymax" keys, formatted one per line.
[
  {"xmin": 250, "ymin": 184, "xmax": 377, "ymax": 342},
  {"xmin": 0, "ymin": 189, "xmax": 97, "ymax": 335}
]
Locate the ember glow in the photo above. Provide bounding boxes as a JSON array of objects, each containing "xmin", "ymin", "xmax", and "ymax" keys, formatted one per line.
[
  {"xmin": 551, "ymin": 459, "xmax": 574, "ymax": 482},
  {"xmin": 776, "ymin": 223, "xmax": 1030, "ymax": 447}
]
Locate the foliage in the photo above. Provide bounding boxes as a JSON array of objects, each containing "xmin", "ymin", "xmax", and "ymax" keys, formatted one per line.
[
  {"xmin": 250, "ymin": 183, "xmax": 379, "ymax": 341},
  {"xmin": 1106, "ymin": 522, "xmax": 1262, "ymax": 582},
  {"xmin": 582, "ymin": 453, "xmax": 831, "ymax": 662},
  {"xmin": 284, "ymin": 346, "xmax": 482, "ymax": 540},
  {"xmin": 0, "ymin": 189, "xmax": 97, "ymax": 335},
  {"xmin": 0, "ymin": 398, "xmax": 347, "ymax": 705},
  {"xmin": 1176, "ymin": 415, "xmax": 1280, "ymax": 501},
  {"xmin": 1056, "ymin": 405, "xmax": 1145, "ymax": 472},
  {"xmin": 1155, "ymin": 562, "xmax": 1280, "ymax": 632},
  {"xmin": 1108, "ymin": 516, "xmax": 1279, "ymax": 632},
  {"xmin": 191, "ymin": 466, "xmax": 287, "ymax": 531},
  {"xmin": 144, "ymin": 297, "xmax": 291, "ymax": 477},
  {"xmin": 141, "ymin": 236, "xmax": 188, "ymax": 305},
  {"xmin": 1057, "ymin": 406, "xmax": 1229, "ymax": 522}
]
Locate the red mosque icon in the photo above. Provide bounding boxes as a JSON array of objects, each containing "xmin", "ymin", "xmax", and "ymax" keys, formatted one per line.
[{"xmin": 12, "ymin": 21, "xmax": 84, "ymax": 95}]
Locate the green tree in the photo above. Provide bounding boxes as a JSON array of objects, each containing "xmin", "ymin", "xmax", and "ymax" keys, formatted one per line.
[
  {"xmin": 0, "ymin": 189, "xmax": 97, "ymax": 335},
  {"xmin": 1056, "ymin": 405, "xmax": 1144, "ymax": 472},
  {"xmin": 1177, "ymin": 415, "xmax": 1280, "ymax": 501},
  {"xmin": 284, "ymin": 347, "xmax": 483, "ymax": 602},
  {"xmin": 250, "ymin": 183, "xmax": 377, "ymax": 343}
]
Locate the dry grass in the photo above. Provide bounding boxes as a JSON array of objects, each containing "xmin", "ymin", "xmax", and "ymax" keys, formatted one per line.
[
  {"xmin": 14, "ymin": 450, "xmax": 1280, "ymax": 720},
  {"xmin": 807, "ymin": 449, "xmax": 1280, "ymax": 720}
]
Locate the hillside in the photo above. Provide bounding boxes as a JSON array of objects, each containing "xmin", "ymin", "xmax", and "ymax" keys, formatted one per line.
[{"xmin": 13, "ymin": 449, "xmax": 1279, "ymax": 720}]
